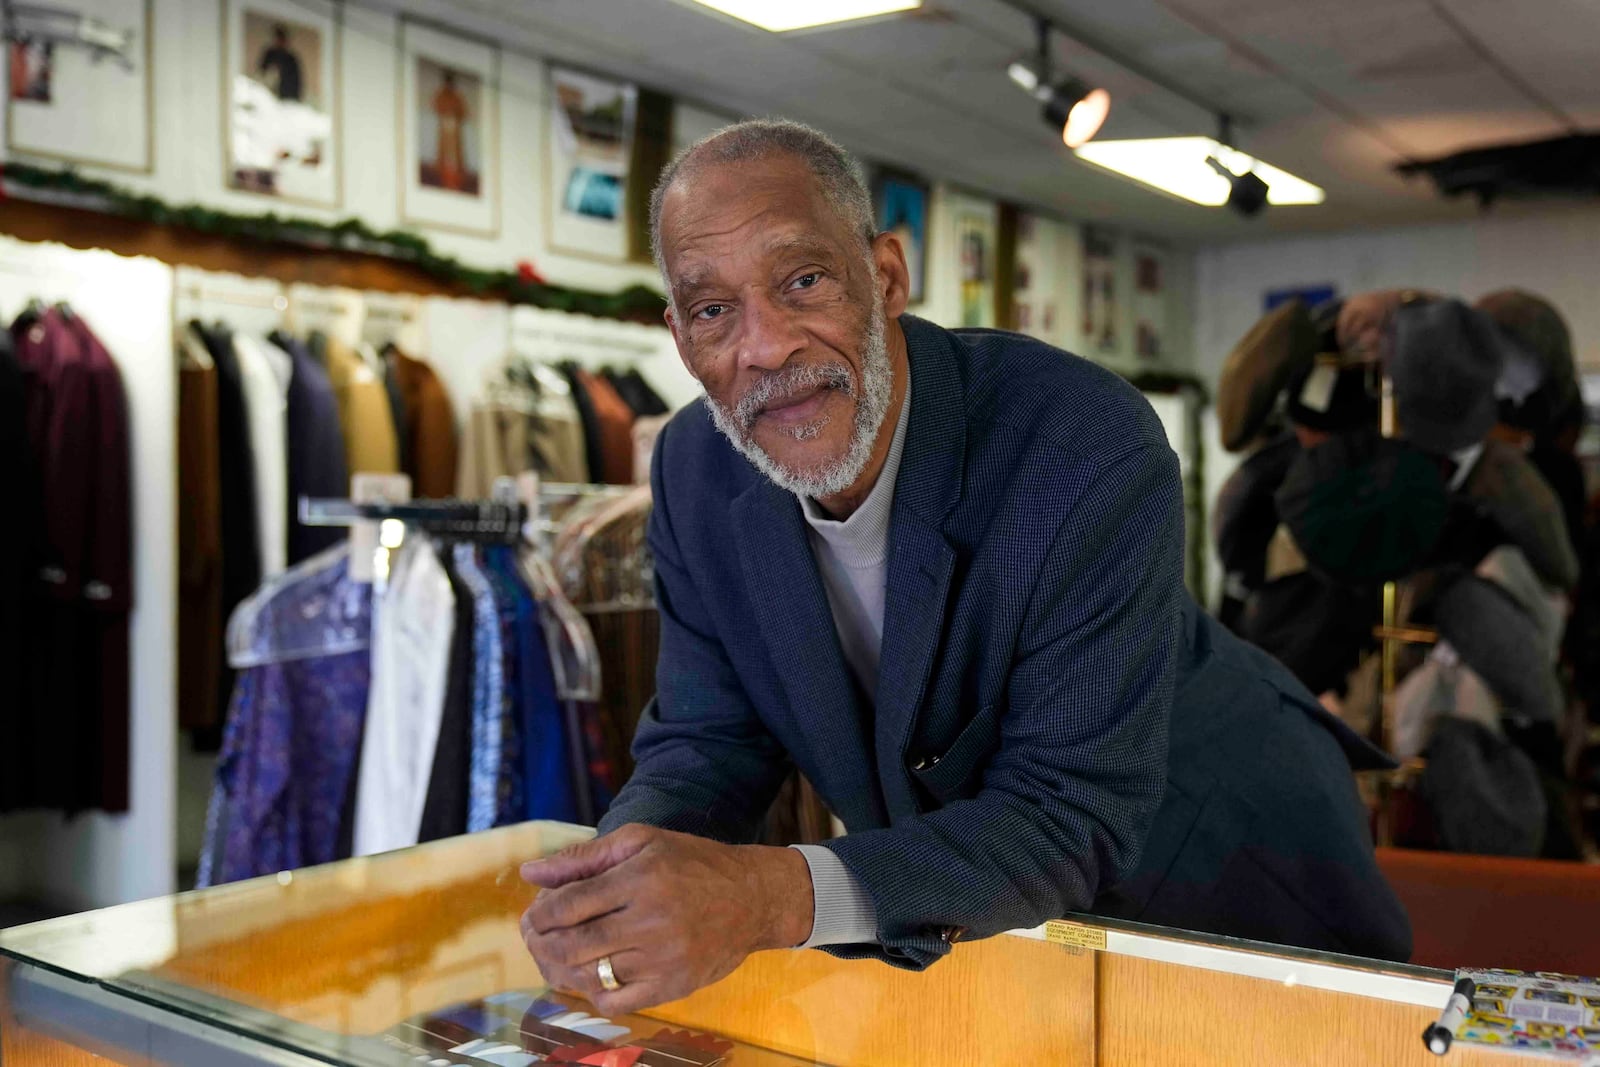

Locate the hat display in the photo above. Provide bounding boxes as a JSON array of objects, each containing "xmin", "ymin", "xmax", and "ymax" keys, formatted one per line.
[
  {"xmin": 1390, "ymin": 298, "xmax": 1506, "ymax": 455},
  {"xmin": 1274, "ymin": 429, "xmax": 1449, "ymax": 583},
  {"xmin": 1217, "ymin": 299, "xmax": 1317, "ymax": 452},
  {"xmin": 1476, "ymin": 289, "xmax": 1581, "ymax": 440},
  {"xmin": 1459, "ymin": 438, "xmax": 1579, "ymax": 589},
  {"xmin": 1435, "ymin": 573, "xmax": 1563, "ymax": 724}
]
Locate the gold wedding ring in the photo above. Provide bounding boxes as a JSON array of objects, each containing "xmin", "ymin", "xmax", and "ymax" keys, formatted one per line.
[{"xmin": 596, "ymin": 955, "xmax": 622, "ymax": 992}]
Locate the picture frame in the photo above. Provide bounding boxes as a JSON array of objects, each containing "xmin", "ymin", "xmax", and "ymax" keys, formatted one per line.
[
  {"xmin": 545, "ymin": 64, "xmax": 637, "ymax": 262},
  {"xmin": 397, "ymin": 18, "xmax": 500, "ymax": 238},
  {"xmin": 873, "ymin": 169, "xmax": 929, "ymax": 306},
  {"xmin": 222, "ymin": 0, "xmax": 341, "ymax": 208},
  {"xmin": 1082, "ymin": 224, "xmax": 1120, "ymax": 354},
  {"xmin": 5, "ymin": 0, "xmax": 153, "ymax": 173},
  {"xmin": 1132, "ymin": 240, "xmax": 1167, "ymax": 363},
  {"xmin": 950, "ymin": 191, "xmax": 997, "ymax": 329}
]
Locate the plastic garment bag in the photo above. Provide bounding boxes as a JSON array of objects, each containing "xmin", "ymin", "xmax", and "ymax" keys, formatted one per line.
[{"xmin": 225, "ymin": 543, "xmax": 368, "ymax": 668}]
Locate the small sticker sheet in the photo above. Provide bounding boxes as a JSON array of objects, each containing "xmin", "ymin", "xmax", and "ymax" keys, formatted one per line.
[{"xmin": 1453, "ymin": 969, "xmax": 1600, "ymax": 1063}]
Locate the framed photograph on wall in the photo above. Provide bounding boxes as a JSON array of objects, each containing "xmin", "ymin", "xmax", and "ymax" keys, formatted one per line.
[
  {"xmin": 223, "ymin": 0, "xmax": 340, "ymax": 206},
  {"xmin": 6, "ymin": 0, "xmax": 152, "ymax": 172},
  {"xmin": 953, "ymin": 196, "xmax": 997, "ymax": 329},
  {"xmin": 1132, "ymin": 241, "xmax": 1167, "ymax": 362},
  {"xmin": 1082, "ymin": 225, "xmax": 1119, "ymax": 354},
  {"xmin": 546, "ymin": 65, "xmax": 637, "ymax": 261},
  {"xmin": 1014, "ymin": 211, "xmax": 1073, "ymax": 350},
  {"xmin": 398, "ymin": 19, "xmax": 499, "ymax": 237},
  {"xmin": 874, "ymin": 170, "xmax": 928, "ymax": 306}
]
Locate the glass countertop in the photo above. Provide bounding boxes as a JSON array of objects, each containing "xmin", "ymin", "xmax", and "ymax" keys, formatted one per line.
[{"xmin": 0, "ymin": 822, "xmax": 814, "ymax": 1066}]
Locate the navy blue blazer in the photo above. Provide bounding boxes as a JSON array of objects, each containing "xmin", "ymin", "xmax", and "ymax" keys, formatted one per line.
[
  {"xmin": 600, "ymin": 315, "xmax": 1186, "ymax": 969},
  {"xmin": 602, "ymin": 316, "xmax": 1413, "ymax": 967},
  {"xmin": 1096, "ymin": 598, "xmax": 1413, "ymax": 962}
]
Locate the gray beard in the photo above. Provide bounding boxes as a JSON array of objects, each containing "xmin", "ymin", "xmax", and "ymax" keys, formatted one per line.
[{"xmin": 704, "ymin": 295, "xmax": 893, "ymax": 501}]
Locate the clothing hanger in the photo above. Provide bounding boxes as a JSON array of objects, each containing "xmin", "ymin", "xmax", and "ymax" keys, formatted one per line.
[
  {"xmin": 177, "ymin": 324, "xmax": 214, "ymax": 371},
  {"xmin": 226, "ymin": 543, "xmax": 365, "ymax": 669},
  {"xmin": 517, "ymin": 546, "xmax": 602, "ymax": 703}
]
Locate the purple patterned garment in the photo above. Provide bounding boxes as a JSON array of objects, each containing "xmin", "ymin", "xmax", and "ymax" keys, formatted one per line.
[{"xmin": 198, "ymin": 556, "xmax": 371, "ymax": 886}]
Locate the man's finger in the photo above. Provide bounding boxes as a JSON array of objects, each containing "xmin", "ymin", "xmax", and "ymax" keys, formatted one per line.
[
  {"xmin": 528, "ymin": 863, "xmax": 633, "ymax": 934},
  {"xmin": 520, "ymin": 825, "xmax": 653, "ymax": 889},
  {"xmin": 591, "ymin": 976, "xmax": 671, "ymax": 1017},
  {"xmin": 536, "ymin": 949, "xmax": 649, "ymax": 1003},
  {"xmin": 526, "ymin": 911, "xmax": 632, "ymax": 969}
]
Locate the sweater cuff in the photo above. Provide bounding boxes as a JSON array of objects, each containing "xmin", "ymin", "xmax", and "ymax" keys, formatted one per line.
[{"xmin": 789, "ymin": 843, "xmax": 880, "ymax": 948}]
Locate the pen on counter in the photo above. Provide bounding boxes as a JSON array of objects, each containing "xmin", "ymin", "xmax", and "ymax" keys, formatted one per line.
[{"xmin": 1423, "ymin": 976, "xmax": 1477, "ymax": 1056}]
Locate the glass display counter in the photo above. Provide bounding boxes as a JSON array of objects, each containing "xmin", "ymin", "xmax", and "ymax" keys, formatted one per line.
[{"xmin": 1, "ymin": 822, "xmax": 1506, "ymax": 1066}]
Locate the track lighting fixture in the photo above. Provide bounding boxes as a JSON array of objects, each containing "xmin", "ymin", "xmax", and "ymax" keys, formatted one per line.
[
  {"xmin": 1007, "ymin": 18, "xmax": 1110, "ymax": 149},
  {"xmin": 1204, "ymin": 117, "xmax": 1271, "ymax": 217},
  {"xmin": 1205, "ymin": 154, "xmax": 1270, "ymax": 217}
]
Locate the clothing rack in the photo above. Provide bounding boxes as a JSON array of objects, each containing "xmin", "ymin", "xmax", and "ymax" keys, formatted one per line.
[
  {"xmin": 298, "ymin": 497, "xmax": 527, "ymax": 543},
  {"xmin": 176, "ymin": 282, "xmax": 288, "ymax": 311}
]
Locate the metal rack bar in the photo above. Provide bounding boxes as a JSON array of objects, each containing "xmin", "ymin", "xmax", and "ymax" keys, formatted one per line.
[{"xmin": 297, "ymin": 497, "xmax": 526, "ymax": 543}]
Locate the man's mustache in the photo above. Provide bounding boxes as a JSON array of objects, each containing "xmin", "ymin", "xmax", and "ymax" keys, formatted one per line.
[{"xmin": 733, "ymin": 362, "xmax": 855, "ymax": 430}]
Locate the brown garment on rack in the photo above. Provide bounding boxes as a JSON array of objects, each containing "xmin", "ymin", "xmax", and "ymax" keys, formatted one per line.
[
  {"xmin": 178, "ymin": 360, "xmax": 224, "ymax": 732},
  {"xmin": 534, "ymin": 393, "xmax": 590, "ymax": 485},
  {"xmin": 388, "ymin": 348, "xmax": 457, "ymax": 498},
  {"xmin": 574, "ymin": 369, "xmax": 636, "ymax": 485},
  {"xmin": 457, "ymin": 402, "xmax": 530, "ymax": 499},
  {"xmin": 762, "ymin": 772, "xmax": 835, "ymax": 847},
  {"xmin": 324, "ymin": 337, "xmax": 400, "ymax": 477}
]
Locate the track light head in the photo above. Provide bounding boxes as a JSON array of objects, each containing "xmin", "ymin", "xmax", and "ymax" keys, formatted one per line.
[
  {"xmin": 1043, "ymin": 80, "xmax": 1111, "ymax": 148},
  {"xmin": 1205, "ymin": 154, "xmax": 1270, "ymax": 217},
  {"xmin": 1010, "ymin": 19, "xmax": 1110, "ymax": 149}
]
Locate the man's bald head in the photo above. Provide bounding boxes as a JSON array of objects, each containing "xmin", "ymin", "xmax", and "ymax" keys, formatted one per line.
[{"xmin": 649, "ymin": 118, "xmax": 875, "ymax": 285}]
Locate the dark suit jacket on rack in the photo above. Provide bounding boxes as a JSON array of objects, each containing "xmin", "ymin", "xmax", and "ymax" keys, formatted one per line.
[{"xmin": 599, "ymin": 315, "xmax": 1411, "ymax": 969}]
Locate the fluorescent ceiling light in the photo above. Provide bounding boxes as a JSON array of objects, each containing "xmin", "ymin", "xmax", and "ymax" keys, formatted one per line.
[
  {"xmin": 684, "ymin": 0, "xmax": 920, "ymax": 32},
  {"xmin": 1073, "ymin": 137, "xmax": 1326, "ymax": 207}
]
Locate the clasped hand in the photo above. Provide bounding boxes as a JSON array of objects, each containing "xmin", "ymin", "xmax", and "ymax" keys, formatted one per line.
[{"xmin": 519, "ymin": 824, "xmax": 814, "ymax": 1014}]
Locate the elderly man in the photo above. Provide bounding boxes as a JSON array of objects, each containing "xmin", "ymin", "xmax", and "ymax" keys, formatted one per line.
[{"xmin": 520, "ymin": 119, "xmax": 1410, "ymax": 1013}]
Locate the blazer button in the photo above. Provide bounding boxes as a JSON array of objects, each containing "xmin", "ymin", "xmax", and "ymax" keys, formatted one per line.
[{"xmin": 911, "ymin": 753, "xmax": 940, "ymax": 772}]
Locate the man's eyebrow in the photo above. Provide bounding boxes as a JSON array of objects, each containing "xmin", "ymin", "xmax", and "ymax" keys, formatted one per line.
[
  {"xmin": 763, "ymin": 234, "xmax": 836, "ymax": 261},
  {"xmin": 672, "ymin": 268, "xmax": 714, "ymax": 301}
]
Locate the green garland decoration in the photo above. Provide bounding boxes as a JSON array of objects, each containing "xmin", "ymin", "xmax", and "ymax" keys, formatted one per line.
[{"xmin": 0, "ymin": 161, "xmax": 668, "ymax": 322}]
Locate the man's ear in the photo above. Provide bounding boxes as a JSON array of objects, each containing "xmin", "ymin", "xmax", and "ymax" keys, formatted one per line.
[
  {"xmin": 872, "ymin": 232, "xmax": 912, "ymax": 320},
  {"xmin": 664, "ymin": 305, "xmax": 702, "ymax": 384}
]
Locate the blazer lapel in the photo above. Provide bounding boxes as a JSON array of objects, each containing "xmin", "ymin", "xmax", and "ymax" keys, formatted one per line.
[
  {"xmin": 730, "ymin": 478, "xmax": 887, "ymax": 831},
  {"xmin": 874, "ymin": 515, "xmax": 956, "ymax": 815},
  {"xmin": 873, "ymin": 315, "xmax": 968, "ymax": 816}
]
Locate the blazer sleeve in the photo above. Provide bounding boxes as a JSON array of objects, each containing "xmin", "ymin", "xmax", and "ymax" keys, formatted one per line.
[
  {"xmin": 824, "ymin": 443, "xmax": 1184, "ymax": 970},
  {"xmin": 596, "ymin": 421, "xmax": 792, "ymax": 843}
]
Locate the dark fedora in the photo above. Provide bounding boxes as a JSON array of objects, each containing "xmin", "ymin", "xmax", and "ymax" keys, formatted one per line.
[
  {"xmin": 1436, "ymin": 573, "xmax": 1564, "ymax": 724},
  {"xmin": 1285, "ymin": 354, "xmax": 1380, "ymax": 434},
  {"xmin": 1390, "ymin": 299, "xmax": 1505, "ymax": 456},
  {"xmin": 1274, "ymin": 429, "xmax": 1450, "ymax": 583},
  {"xmin": 1476, "ymin": 289, "xmax": 1581, "ymax": 440},
  {"xmin": 1218, "ymin": 299, "xmax": 1318, "ymax": 452}
]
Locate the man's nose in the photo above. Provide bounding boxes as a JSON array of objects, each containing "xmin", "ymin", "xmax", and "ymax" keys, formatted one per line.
[{"xmin": 735, "ymin": 293, "xmax": 805, "ymax": 374}]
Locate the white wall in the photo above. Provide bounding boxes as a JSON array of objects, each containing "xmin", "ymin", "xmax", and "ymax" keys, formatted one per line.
[
  {"xmin": 1192, "ymin": 207, "xmax": 1600, "ymax": 388},
  {"xmin": 0, "ymin": 239, "xmax": 176, "ymax": 910}
]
